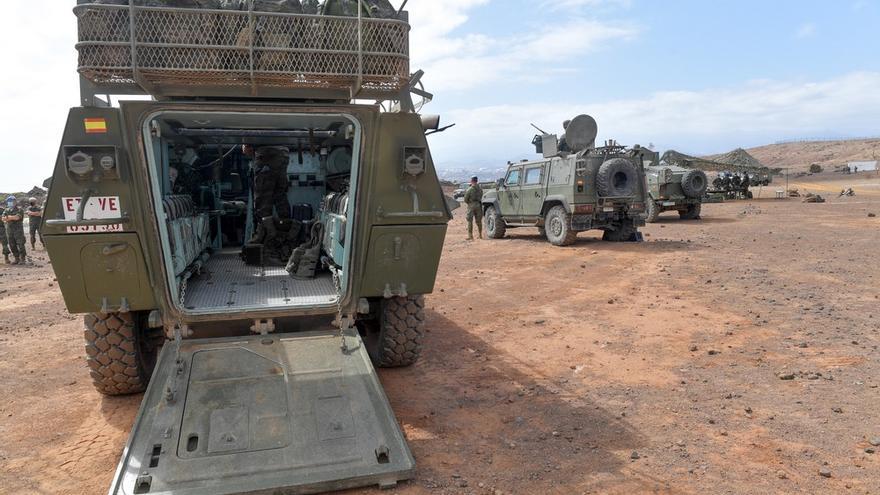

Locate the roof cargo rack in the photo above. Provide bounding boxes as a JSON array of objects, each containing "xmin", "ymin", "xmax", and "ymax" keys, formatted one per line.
[{"xmin": 74, "ymin": 2, "xmax": 411, "ymax": 102}]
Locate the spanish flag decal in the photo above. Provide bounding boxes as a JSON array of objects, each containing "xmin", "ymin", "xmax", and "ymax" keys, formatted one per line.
[{"xmin": 84, "ymin": 118, "xmax": 108, "ymax": 134}]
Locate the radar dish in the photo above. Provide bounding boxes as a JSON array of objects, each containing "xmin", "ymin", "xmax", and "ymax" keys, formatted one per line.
[{"xmin": 565, "ymin": 114, "xmax": 598, "ymax": 152}]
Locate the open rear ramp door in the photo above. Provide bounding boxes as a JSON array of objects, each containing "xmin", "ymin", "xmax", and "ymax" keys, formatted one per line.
[{"xmin": 110, "ymin": 329, "xmax": 414, "ymax": 495}]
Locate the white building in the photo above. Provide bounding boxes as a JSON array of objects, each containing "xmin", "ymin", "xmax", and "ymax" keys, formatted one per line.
[{"xmin": 848, "ymin": 160, "xmax": 878, "ymax": 171}]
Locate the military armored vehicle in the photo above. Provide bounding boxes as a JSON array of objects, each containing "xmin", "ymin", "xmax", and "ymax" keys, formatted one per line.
[
  {"xmin": 641, "ymin": 151, "xmax": 708, "ymax": 222},
  {"xmin": 482, "ymin": 115, "xmax": 648, "ymax": 246},
  {"xmin": 42, "ymin": 3, "xmax": 452, "ymax": 494}
]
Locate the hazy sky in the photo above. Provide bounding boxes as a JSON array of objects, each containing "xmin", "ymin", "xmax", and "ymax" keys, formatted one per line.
[{"xmin": 2, "ymin": 0, "xmax": 880, "ymax": 190}]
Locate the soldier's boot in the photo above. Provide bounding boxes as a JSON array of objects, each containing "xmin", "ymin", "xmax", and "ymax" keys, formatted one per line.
[
  {"xmin": 11, "ymin": 257, "xmax": 20, "ymax": 265},
  {"xmin": 3, "ymin": 254, "xmax": 9, "ymax": 264},
  {"xmin": 477, "ymin": 224, "xmax": 483, "ymax": 240}
]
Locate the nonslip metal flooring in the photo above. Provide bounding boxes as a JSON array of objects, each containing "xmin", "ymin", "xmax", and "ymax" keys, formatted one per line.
[{"xmin": 184, "ymin": 252, "xmax": 338, "ymax": 311}]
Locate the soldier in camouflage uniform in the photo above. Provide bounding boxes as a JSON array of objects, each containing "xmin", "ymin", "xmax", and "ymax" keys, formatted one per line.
[
  {"xmin": 244, "ymin": 146, "xmax": 293, "ymax": 255},
  {"xmin": 0, "ymin": 203, "xmax": 10, "ymax": 264},
  {"xmin": 26, "ymin": 197, "xmax": 43, "ymax": 250},
  {"xmin": 463, "ymin": 176, "xmax": 483, "ymax": 240},
  {"xmin": 2, "ymin": 196, "xmax": 27, "ymax": 265}
]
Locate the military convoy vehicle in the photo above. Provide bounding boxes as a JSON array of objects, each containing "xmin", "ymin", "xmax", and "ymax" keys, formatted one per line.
[
  {"xmin": 641, "ymin": 151, "xmax": 708, "ymax": 222},
  {"xmin": 482, "ymin": 115, "xmax": 648, "ymax": 246},
  {"xmin": 42, "ymin": 3, "xmax": 452, "ymax": 494}
]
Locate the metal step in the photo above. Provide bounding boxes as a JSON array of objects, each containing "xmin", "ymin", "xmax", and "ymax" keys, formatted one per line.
[{"xmin": 109, "ymin": 329, "xmax": 414, "ymax": 495}]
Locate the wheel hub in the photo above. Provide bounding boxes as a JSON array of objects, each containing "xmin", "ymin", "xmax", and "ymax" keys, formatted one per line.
[{"xmin": 550, "ymin": 217, "xmax": 563, "ymax": 236}]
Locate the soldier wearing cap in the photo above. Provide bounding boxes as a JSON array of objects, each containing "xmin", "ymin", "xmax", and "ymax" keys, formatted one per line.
[
  {"xmin": 26, "ymin": 197, "xmax": 43, "ymax": 250},
  {"xmin": 2, "ymin": 196, "xmax": 28, "ymax": 265},
  {"xmin": 463, "ymin": 176, "xmax": 483, "ymax": 240}
]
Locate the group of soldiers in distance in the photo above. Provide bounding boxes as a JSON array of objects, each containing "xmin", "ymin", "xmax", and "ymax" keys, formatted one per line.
[
  {"xmin": 1, "ymin": 196, "xmax": 43, "ymax": 265},
  {"xmin": 712, "ymin": 171, "xmax": 755, "ymax": 199}
]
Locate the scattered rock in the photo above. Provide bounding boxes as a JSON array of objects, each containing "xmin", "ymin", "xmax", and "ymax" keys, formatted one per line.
[
  {"xmin": 776, "ymin": 470, "xmax": 787, "ymax": 479},
  {"xmin": 818, "ymin": 468, "xmax": 832, "ymax": 478},
  {"xmin": 869, "ymin": 437, "xmax": 880, "ymax": 447},
  {"xmin": 630, "ymin": 451, "xmax": 640, "ymax": 460},
  {"xmin": 689, "ymin": 345, "xmax": 698, "ymax": 352},
  {"xmin": 778, "ymin": 372, "xmax": 796, "ymax": 381},
  {"xmin": 707, "ymin": 349, "xmax": 720, "ymax": 356},
  {"xmin": 869, "ymin": 213, "xmax": 876, "ymax": 218},
  {"xmin": 865, "ymin": 448, "xmax": 875, "ymax": 454}
]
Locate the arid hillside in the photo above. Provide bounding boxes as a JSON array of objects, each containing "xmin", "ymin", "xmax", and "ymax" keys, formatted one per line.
[{"xmin": 713, "ymin": 139, "xmax": 880, "ymax": 172}]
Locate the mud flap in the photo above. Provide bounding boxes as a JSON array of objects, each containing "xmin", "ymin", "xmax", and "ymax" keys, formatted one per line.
[{"xmin": 109, "ymin": 329, "xmax": 414, "ymax": 495}]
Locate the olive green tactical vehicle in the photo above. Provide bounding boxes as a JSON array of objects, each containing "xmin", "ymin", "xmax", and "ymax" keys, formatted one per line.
[
  {"xmin": 641, "ymin": 151, "xmax": 708, "ymax": 222},
  {"xmin": 43, "ymin": 3, "xmax": 452, "ymax": 494},
  {"xmin": 482, "ymin": 115, "xmax": 648, "ymax": 246}
]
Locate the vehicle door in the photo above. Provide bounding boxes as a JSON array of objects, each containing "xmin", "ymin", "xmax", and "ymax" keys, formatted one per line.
[
  {"xmin": 500, "ymin": 167, "xmax": 522, "ymax": 222},
  {"xmin": 519, "ymin": 163, "xmax": 547, "ymax": 223}
]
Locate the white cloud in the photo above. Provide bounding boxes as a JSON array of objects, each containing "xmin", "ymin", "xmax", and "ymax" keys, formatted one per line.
[
  {"xmin": 407, "ymin": 1, "xmax": 637, "ymax": 93},
  {"xmin": 0, "ymin": 2, "xmax": 80, "ymax": 191},
  {"xmin": 418, "ymin": 18, "xmax": 637, "ymax": 92},
  {"xmin": 429, "ymin": 71, "xmax": 880, "ymax": 166},
  {"xmin": 795, "ymin": 22, "xmax": 816, "ymax": 39},
  {"xmin": 541, "ymin": 0, "xmax": 632, "ymax": 11}
]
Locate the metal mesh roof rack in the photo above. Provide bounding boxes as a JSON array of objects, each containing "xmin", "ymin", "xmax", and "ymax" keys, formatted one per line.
[{"xmin": 75, "ymin": 2, "xmax": 411, "ymax": 103}]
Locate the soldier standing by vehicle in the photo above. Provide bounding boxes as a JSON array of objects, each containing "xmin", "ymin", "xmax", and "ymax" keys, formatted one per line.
[
  {"xmin": 26, "ymin": 197, "xmax": 43, "ymax": 250},
  {"xmin": 464, "ymin": 176, "xmax": 483, "ymax": 240},
  {"xmin": 2, "ymin": 196, "xmax": 27, "ymax": 265},
  {"xmin": 0, "ymin": 201, "xmax": 10, "ymax": 264}
]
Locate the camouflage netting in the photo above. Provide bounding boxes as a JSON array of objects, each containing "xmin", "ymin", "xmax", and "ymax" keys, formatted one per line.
[
  {"xmin": 662, "ymin": 149, "xmax": 769, "ymax": 173},
  {"xmin": 707, "ymin": 148, "xmax": 767, "ymax": 170},
  {"xmin": 77, "ymin": 0, "xmax": 398, "ymax": 17}
]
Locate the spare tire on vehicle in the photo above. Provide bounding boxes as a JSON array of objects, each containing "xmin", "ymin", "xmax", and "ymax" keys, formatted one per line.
[
  {"xmin": 596, "ymin": 158, "xmax": 638, "ymax": 197},
  {"xmin": 680, "ymin": 169, "xmax": 708, "ymax": 198}
]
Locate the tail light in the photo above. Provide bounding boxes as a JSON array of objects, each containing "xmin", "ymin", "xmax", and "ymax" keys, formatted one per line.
[
  {"xmin": 630, "ymin": 203, "xmax": 645, "ymax": 212},
  {"xmin": 574, "ymin": 204, "xmax": 594, "ymax": 214}
]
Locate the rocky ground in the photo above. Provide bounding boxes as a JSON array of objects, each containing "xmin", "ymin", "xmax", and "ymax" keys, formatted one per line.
[{"xmin": 1, "ymin": 176, "xmax": 878, "ymax": 495}]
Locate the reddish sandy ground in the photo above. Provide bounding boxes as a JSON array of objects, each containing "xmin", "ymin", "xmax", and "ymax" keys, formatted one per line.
[{"xmin": 1, "ymin": 176, "xmax": 878, "ymax": 495}]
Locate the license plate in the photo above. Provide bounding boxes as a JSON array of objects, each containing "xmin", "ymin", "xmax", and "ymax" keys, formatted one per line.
[
  {"xmin": 62, "ymin": 196, "xmax": 123, "ymax": 233},
  {"xmin": 662, "ymin": 202, "xmax": 676, "ymax": 206},
  {"xmin": 603, "ymin": 207, "xmax": 615, "ymax": 213}
]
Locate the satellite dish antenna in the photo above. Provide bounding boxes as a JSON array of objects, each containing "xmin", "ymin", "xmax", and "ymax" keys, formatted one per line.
[{"xmin": 565, "ymin": 114, "xmax": 598, "ymax": 152}]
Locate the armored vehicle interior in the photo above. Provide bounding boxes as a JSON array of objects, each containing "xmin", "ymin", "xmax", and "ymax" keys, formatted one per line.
[{"xmin": 143, "ymin": 111, "xmax": 360, "ymax": 316}]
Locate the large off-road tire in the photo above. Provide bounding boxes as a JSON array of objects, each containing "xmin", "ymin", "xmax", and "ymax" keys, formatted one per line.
[
  {"xmin": 365, "ymin": 296, "xmax": 426, "ymax": 368},
  {"xmin": 485, "ymin": 206, "xmax": 506, "ymax": 239},
  {"xmin": 84, "ymin": 312, "xmax": 162, "ymax": 396},
  {"xmin": 596, "ymin": 158, "xmax": 638, "ymax": 197},
  {"xmin": 602, "ymin": 219, "xmax": 640, "ymax": 242},
  {"xmin": 679, "ymin": 203, "xmax": 702, "ymax": 220},
  {"xmin": 680, "ymin": 170, "xmax": 708, "ymax": 198},
  {"xmin": 645, "ymin": 197, "xmax": 660, "ymax": 223},
  {"xmin": 544, "ymin": 205, "xmax": 578, "ymax": 246}
]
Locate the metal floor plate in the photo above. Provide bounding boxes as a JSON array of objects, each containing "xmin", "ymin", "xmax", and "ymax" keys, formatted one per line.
[
  {"xmin": 184, "ymin": 252, "xmax": 338, "ymax": 312},
  {"xmin": 110, "ymin": 330, "xmax": 415, "ymax": 495}
]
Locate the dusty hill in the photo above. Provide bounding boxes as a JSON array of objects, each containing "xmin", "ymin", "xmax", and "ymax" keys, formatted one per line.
[{"xmin": 730, "ymin": 139, "xmax": 880, "ymax": 172}]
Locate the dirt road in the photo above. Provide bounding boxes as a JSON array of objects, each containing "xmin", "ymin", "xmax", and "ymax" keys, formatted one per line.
[{"xmin": 1, "ymin": 178, "xmax": 878, "ymax": 495}]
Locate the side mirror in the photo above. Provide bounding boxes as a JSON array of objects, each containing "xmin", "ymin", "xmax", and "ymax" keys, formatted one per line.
[
  {"xmin": 420, "ymin": 115, "xmax": 441, "ymax": 131},
  {"xmin": 496, "ymin": 178, "xmax": 505, "ymax": 189}
]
